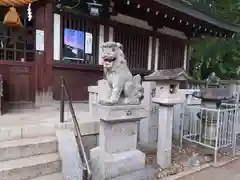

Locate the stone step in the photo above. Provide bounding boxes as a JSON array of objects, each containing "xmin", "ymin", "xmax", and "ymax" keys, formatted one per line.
[
  {"xmin": 0, "ymin": 153, "xmax": 61, "ymax": 180},
  {"xmin": 29, "ymin": 173, "xmax": 64, "ymax": 180},
  {"xmin": 0, "ymin": 136, "xmax": 58, "ymax": 161}
]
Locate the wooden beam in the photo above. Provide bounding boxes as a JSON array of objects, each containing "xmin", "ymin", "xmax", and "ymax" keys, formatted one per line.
[{"xmin": 114, "ymin": 1, "xmax": 237, "ymax": 38}]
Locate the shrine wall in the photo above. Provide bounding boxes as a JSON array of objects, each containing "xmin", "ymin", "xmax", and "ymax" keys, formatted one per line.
[{"xmin": 51, "ymin": 10, "xmax": 187, "ymax": 101}]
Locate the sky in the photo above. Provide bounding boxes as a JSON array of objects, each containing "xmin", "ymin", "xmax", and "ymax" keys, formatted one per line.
[{"xmin": 64, "ymin": 28, "xmax": 85, "ymax": 50}]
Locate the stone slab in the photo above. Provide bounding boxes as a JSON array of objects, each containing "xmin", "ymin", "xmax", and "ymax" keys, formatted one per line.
[
  {"xmin": 90, "ymin": 147, "xmax": 145, "ymax": 180},
  {"xmin": 0, "ymin": 136, "xmax": 57, "ymax": 162},
  {"xmin": 0, "ymin": 111, "xmax": 100, "ymax": 142},
  {"xmin": 0, "ymin": 153, "xmax": 61, "ymax": 180}
]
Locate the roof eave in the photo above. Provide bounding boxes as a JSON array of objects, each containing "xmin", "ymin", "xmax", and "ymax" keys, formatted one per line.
[{"xmin": 153, "ymin": 0, "xmax": 240, "ymax": 33}]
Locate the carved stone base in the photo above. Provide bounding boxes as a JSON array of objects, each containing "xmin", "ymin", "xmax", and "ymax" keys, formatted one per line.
[
  {"xmin": 90, "ymin": 147, "xmax": 145, "ymax": 180},
  {"xmin": 90, "ymin": 104, "xmax": 154, "ymax": 179}
]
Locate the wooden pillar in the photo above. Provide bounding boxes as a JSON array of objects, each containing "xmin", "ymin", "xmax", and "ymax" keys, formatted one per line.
[
  {"xmin": 35, "ymin": 2, "xmax": 45, "ymax": 92},
  {"xmin": 98, "ymin": 25, "xmax": 105, "ymax": 64},
  {"xmin": 109, "ymin": 26, "xmax": 114, "ymax": 41},
  {"xmin": 182, "ymin": 40, "xmax": 192, "ymax": 89},
  {"xmin": 154, "ymin": 38, "xmax": 159, "ymax": 70},
  {"xmin": 183, "ymin": 43, "xmax": 188, "ymax": 70},
  {"xmin": 44, "ymin": 1, "xmax": 54, "ymax": 91},
  {"xmin": 151, "ymin": 33, "xmax": 156, "ymax": 70},
  {"xmin": 35, "ymin": 0, "xmax": 54, "ymax": 105},
  {"xmin": 186, "ymin": 42, "xmax": 192, "ymax": 73},
  {"xmin": 104, "ymin": 24, "xmax": 109, "ymax": 42},
  {"xmin": 147, "ymin": 36, "xmax": 153, "ymax": 70}
]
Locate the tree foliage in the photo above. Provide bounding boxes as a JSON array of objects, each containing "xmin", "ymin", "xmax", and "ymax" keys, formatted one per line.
[{"xmin": 185, "ymin": 0, "xmax": 240, "ymax": 80}]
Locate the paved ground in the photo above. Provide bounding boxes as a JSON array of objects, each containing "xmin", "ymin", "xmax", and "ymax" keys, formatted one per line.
[
  {"xmin": 2, "ymin": 102, "xmax": 240, "ymax": 180},
  {"xmin": 181, "ymin": 159, "xmax": 240, "ymax": 180},
  {"xmin": 0, "ymin": 102, "xmax": 91, "ymax": 127}
]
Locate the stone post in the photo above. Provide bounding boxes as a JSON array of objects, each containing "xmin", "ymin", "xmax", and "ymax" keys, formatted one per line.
[
  {"xmin": 153, "ymin": 98, "xmax": 182, "ymax": 169},
  {"xmin": 144, "ymin": 68, "xmax": 189, "ymax": 168},
  {"xmin": 88, "ymin": 79, "xmax": 109, "ymax": 117},
  {"xmin": 97, "ymin": 79, "xmax": 110, "ymax": 102},
  {"xmin": 90, "ymin": 104, "xmax": 154, "ymax": 180},
  {"xmin": 88, "ymin": 86, "xmax": 98, "ymax": 115},
  {"xmin": 140, "ymin": 81, "xmax": 159, "ymax": 146}
]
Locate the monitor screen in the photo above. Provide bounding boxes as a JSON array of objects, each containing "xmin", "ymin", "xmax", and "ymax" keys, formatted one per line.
[{"xmin": 63, "ymin": 28, "xmax": 85, "ymax": 61}]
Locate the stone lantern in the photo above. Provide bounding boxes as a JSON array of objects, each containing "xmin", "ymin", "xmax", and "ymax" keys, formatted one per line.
[
  {"xmin": 145, "ymin": 68, "xmax": 188, "ymax": 102},
  {"xmin": 144, "ymin": 68, "xmax": 188, "ymax": 169}
]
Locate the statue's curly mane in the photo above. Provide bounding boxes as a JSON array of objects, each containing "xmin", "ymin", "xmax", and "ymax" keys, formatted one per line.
[
  {"xmin": 101, "ymin": 42, "xmax": 125, "ymax": 60},
  {"xmin": 101, "ymin": 42, "xmax": 127, "ymax": 71}
]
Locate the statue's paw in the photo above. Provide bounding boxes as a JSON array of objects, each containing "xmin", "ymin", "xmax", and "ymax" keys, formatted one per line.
[
  {"xmin": 99, "ymin": 100, "xmax": 117, "ymax": 106},
  {"xmin": 123, "ymin": 98, "xmax": 140, "ymax": 105}
]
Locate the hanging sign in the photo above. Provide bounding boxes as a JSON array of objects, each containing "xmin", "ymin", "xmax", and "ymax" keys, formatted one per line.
[
  {"xmin": 85, "ymin": 32, "xmax": 93, "ymax": 54},
  {"xmin": 36, "ymin": 29, "xmax": 44, "ymax": 51}
]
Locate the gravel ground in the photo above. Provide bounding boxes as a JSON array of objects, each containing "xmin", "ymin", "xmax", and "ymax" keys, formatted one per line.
[{"xmin": 145, "ymin": 141, "xmax": 238, "ymax": 180}]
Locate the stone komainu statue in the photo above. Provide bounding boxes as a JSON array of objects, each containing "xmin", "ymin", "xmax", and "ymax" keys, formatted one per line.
[{"xmin": 99, "ymin": 41, "xmax": 144, "ymax": 106}]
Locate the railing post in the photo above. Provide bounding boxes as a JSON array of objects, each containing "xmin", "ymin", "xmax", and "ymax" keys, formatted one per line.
[
  {"xmin": 83, "ymin": 168, "xmax": 88, "ymax": 180},
  {"xmin": 60, "ymin": 76, "xmax": 65, "ymax": 123},
  {"xmin": 59, "ymin": 76, "xmax": 92, "ymax": 179}
]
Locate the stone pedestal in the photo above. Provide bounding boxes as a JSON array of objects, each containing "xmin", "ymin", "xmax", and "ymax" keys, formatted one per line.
[
  {"xmin": 153, "ymin": 97, "xmax": 182, "ymax": 169},
  {"xmin": 90, "ymin": 104, "xmax": 155, "ymax": 180}
]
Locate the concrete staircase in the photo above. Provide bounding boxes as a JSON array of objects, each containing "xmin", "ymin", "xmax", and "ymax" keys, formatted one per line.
[{"xmin": 0, "ymin": 135, "xmax": 63, "ymax": 180}]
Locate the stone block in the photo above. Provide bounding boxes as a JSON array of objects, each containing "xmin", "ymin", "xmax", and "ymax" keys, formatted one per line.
[
  {"xmin": 99, "ymin": 120, "xmax": 138, "ymax": 154},
  {"xmin": 90, "ymin": 147, "xmax": 145, "ymax": 180}
]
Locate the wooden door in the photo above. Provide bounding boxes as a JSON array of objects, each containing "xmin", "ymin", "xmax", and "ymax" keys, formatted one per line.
[{"xmin": 8, "ymin": 64, "xmax": 34, "ymax": 102}]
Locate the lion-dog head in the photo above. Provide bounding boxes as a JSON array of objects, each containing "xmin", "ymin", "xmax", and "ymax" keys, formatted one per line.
[{"xmin": 100, "ymin": 41, "xmax": 126, "ymax": 72}]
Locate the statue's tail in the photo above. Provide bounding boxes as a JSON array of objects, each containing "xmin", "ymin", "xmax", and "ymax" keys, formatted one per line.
[
  {"xmin": 133, "ymin": 74, "xmax": 144, "ymax": 101},
  {"xmin": 132, "ymin": 74, "xmax": 141, "ymax": 86}
]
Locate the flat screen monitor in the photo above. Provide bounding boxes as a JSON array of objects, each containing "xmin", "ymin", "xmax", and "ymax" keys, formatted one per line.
[{"xmin": 63, "ymin": 28, "xmax": 85, "ymax": 61}]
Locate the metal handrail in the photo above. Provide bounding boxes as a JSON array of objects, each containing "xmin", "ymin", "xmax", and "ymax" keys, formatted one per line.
[{"xmin": 59, "ymin": 76, "xmax": 92, "ymax": 180}]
